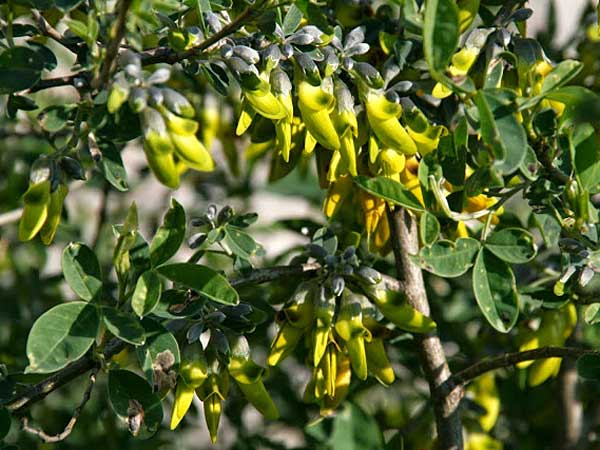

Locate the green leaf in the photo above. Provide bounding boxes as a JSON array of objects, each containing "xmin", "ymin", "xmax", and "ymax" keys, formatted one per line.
[
  {"xmin": 419, "ymin": 211, "xmax": 440, "ymax": 246},
  {"xmin": 108, "ymin": 370, "xmax": 163, "ymax": 438},
  {"xmin": 572, "ymin": 123, "xmax": 600, "ymax": 193},
  {"xmin": 66, "ymin": 19, "xmax": 88, "ymax": 40},
  {"xmin": 423, "ymin": 0, "xmax": 459, "ymax": 73},
  {"xmin": 546, "ymin": 86, "xmax": 600, "ymax": 129},
  {"xmin": 576, "ymin": 354, "xmax": 600, "ymax": 380},
  {"xmin": 135, "ymin": 318, "xmax": 180, "ymax": 388},
  {"xmin": 485, "ymin": 227, "xmax": 537, "ymax": 264},
  {"xmin": 584, "ymin": 303, "xmax": 600, "ymax": 325},
  {"xmin": 62, "ymin": 242, "xmax": 103, "ymax": 301},
  {"xmin": 131, "ymin": 271, "xmax": 162, "ymax": 318},
  {"xmin": 353, "ymin": 176, "xmax": 425, "ymax": 211},
  {"xmin": 26, "ymin": 302, "xmax": 100, "ymax": 373},
  {"xmin": 150, "ymin": 198, "xmax": 186, "ymax": 266},
  {"xmin": 158, "ymin": 263, "xmax": 239, "ymax": 305},
  {"xmin": 282, "ymin": 4, "xmax": 303, "ymax": 35},
  {"xmin": 0, "ymin": 408, "xmax": 10, "ymax": 440},
  {"xmin": 472, "ymin": 249, "xmax": 519, "ymax": 333},
  {"xmin": 223, "ymin": 226, "xmax": 263, "ymax": 260},
  {"xmin": 0, "ymin": 47, "xmax": 45, "ymax": 94},
  {"xmin": 103, "ymin": 307, "xmax": 146, "ymax": 346},
  {"xmin": 97, "ymin": 141, "xmax": 128, "ymax": 191},
  {"xmin": 416, "ymin": 238, "xmax": 480, "ymax": 277},
  {"xmin": 540, "ymin": 60, "xmax": 582, "ymax": 95},
  {"xmin": 474, "ymin": 89, "xmax": 527, "ymax": 175}
]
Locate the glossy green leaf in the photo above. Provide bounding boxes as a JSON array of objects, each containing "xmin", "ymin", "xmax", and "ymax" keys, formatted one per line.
[
  {"xmin": 0, "ymin": 47, "xmax": 45, "ymax": 94},
  {"xmin": 354, "ymin": 176, "xmax": 425, "ymax": 211},
  {"xmin": 576, "ymin": 354, "xmax": 600, "ymax": 380},
  {"xmin": 546, "ymin": 86, "xmax": 600, "ymax": 129},
  {"xmin": 423, "ymin": 0, "xmax": 459, "ymax": 72},
  {"xmin": 485, "ymin": 227, "xmax": 537, "ymax": 264},
  {"xmin": 572, "ymin": 123, "xmax": 600, "ymax": 193},
  {"xmin": 108, "ymin": 370, "xmax": 163, "ymax": 438},
  {"xmin": 103, "ymin": 307, "xmax": 146, "ymax": 346},
  {"xmin": 416, "ymin": 238, "xmax": 480, "ymax": 277},
  {"xmin": 472, "ymin": 249, "xmax": 519, "ymax": 333},
  {"xmin": 474, "ymin": 89, "xmax": 527, "ymax": 175},
  {"xmin": 26, "ymin": 302, "xmax": 100, "ymax": 373},
  {"xmin": 150, "ymin": 198, "xmax": 186, "ymax": 267},
  {"xmin": 131, "ymin": 270, "xmax": 162, "ymax": 318},
  {"xmin": 419, "ymin": 211, "xmax": 440, "ymax": 246},
  {"xmin": 62, "ymin": 242, "xmax": 102, "ymax": 301},
  {"xmin": 223, "ymin": 226, "xmax": 263, "ymax": 260},
  {"xmin": 540, "ymin": 60, "xmax": 582, "ymax": 95},
  {"xmin": 157, "ymin": 263, "xmax": 239, "ymax": 305},
  {"xmin": 135, "ymin": 318, "xmax": 180, "ymax": 388}
]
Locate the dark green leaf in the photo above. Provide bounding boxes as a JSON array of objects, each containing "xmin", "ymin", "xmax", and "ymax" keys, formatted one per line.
[
  {"xmin": 423, "ymin": 0, "xmax": 459, "ymax": 72},
  {"xmin": 223, "ymin": 226, "xmax": 263, "ymax": 260},
  {"xmin": 38, "ymin": 104, "xmax": 76, "ymax": 132},
  {"xmin": 26, "ymin": 302, "xmax": 100, "ymax": 373},
  {"xmin": 416, "ymin": 238, "xmax": 480, "ymax": 277},
  {"xmin": 572, "ymin": 123, "xmax": 600, "ymax": 193},
  {"xmin": 97, "ymin": 141, "xmax": 128, "ymax": 191},
  {"xmin": 103, "ymin": 307, "xmax": 146, "ymax": 346},
  {"xmin": 62, "ymin": 242, "xmax": 102, "ymax": 301},
  {"xmin": 576, "ymin": 354, "xmax": 600, "ymax": 380},
  {"xmin": 0, "ymin": 47, "xmax": 45, "ymax": 94},
  {"xmin": 472, "ymin": 249, "xmax": 519, "ymax": 333},
  {"xmin": 474, "ymin": 88, "xmax": 527, "ymax": 175},
  {"xmin": 157, "ymin": 263, "xmax": 239, "ymax": 305},
  {"xmin": 108, "ymin": 370, "xmax": 163, "ymax": 438},
  {"xmin": 485, "ymin": 227, "xmax": 537, "ymax": 264},
  {"xmin": 131, "ymin": 270, "xmax": 162, "ymax": 318},
  {"xmin": 0, "ymin": 408, "xmax": 10, "ymax": 440},
  {"xmin": 150, "ymin": 198, "xmax": 185, "ymax": 266},
  {"xmin": 353, "ymin": 176, "xmax": 425, "ymax": 211},
  {"xmin": 135, "ymin": 318, "xmax": 180, "ymax": 388}
]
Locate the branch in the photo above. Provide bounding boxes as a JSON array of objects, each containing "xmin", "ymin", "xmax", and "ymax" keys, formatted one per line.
[
  {"xmin": 25, "ymin": 73, "xmax": 87, "ymax": 94},
  {"xmin": 20, "ymin": 369, "xmax": 98, "ymax": 443},
  {"xmin": 95, "ymin": 0, "xmax": 133, "ymax": 88},
  {"xmin": 3, "ymin": 338, "xmax": 125, "ymax": 413},
  {"xmin": 388, "ymin": 207, "xmax": 464, "ymax": 450},
  {"xmin": 140, "ymin": 0, "xmax": 266, "ymax": 66},
  {"xmin": 0, "ymin": 208, "xmax": 23, "ymax": 227},
  {"xmin": 447, "ymin": 346, "xmax": 600, "ymax": 389},
  {"xmin": 31, "ymin": 9, "xmax": 64, "ymax": 43}
]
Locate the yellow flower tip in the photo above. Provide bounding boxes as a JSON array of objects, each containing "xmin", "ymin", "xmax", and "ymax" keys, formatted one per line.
[
  {"xmin": 204, "ymin": 394, "xmax": 222, "ymax": 444},
  {"xmin": 170, "ymin": 133, "xmax": 215, "ymax": 172},
  {"xmin": 170, "ymin": 382, "xmax": 195, "ymax": 430},
  {"xmin": 18, "ymin": 180, "xmax": 52, "ymax": 242}
]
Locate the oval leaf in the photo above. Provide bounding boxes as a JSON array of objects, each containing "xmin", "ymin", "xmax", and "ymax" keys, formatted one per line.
[
  {"xmin": 103, "ymin": 307, "xmax": 146, "ymax": 346},
  {"xmin": 108, "ymin": 369, "xmax": 163, "ymax": 438},
  {"xmin": 353, "ymin": 176, "xmax": 425, "ymax": 211},
  {"xmin": 150, "ymin": 198, "xmax": 186, "ymax": 267},
  {"xmin": 62, "ymin": 242, "xmax": 102, "ymax": 301},
  {"xmin": 135, "ymin": 318, "xmax": 180, "ymax": 388},
  {"xmin": 131, "ymin": 270, "xmax": 162, "ymax": 318},
  {"xmin": 423, "ymin": 0, "xmax": 459, "ymax": 72},
  {"xmin": 157, "ymin": 263, "xmax": 239, "ymax": 305},
  {"xmin": 26, "ymin": 302, "xmax": 100, "ymax": 373},
  {"xmin": 416, "ymin": 237, "xmax": 480, "ymax": 277},
  {"xmin": 419, "ymin": 211, "xmax": 440, "ymax": 246},
  {"xmin": 485, "ymin": 227, "xmax": 537, "ymax": 264},
  {"xmin": 472, "ymin": 249, "xmax": 520, "ymax": 333}
]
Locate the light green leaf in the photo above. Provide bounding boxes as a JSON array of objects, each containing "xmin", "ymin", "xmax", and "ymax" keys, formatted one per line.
[
  {"xmin": 353, "ymin": 176, "xmax": 425, "ymax": 211},
  {"xmin": 416, "ymin": 238, "xmax": 480, "ymax": 277},
  {"xmin": 26, "ymin": 302, "xmax": 100, "ymax": 373},
  {"xmin": 108, "ymin": 370, "xmax": 163, "ymax": 438},
  {"xmin": 135, "ymin": 318, "xmax": 180, "ymax": 388},
  {"xmin": 223, "ymin": 226, "xmax": 263, "ymax": 260},
  {"xmin": 150, "ymin": 198, "xmax": 186, "ymax": 267},
  {"xmin": 472, "ymin": 249, "xmax": 519, "ymax": 333},
  {"xmin": 282, "ymin": 4, "xmax": 303, "ymax": 35},
  {"xmin": 572, "ymin": 123, "xmax": 600, "ymax": 193},
  {"xmin": 157, "ymin": 263, "xmax": 239, "ymax": 305},
  {"xmin": 419, "ymin": 211, "xmax": 440, "ymax": 246},
  {"xmin": 423, "ymin": 0, "xmax": 459, "ymax": 72},
  {"xmin": 103, "ymin": 307, "xmax": 146, "ymax": 346},
  {"xmin": 485, "ymin": 227, "xmax": 537, "ymax": 264},
  {"xmin": 131, "ymin": 270, "xmax": 162, "ymax": 318},
  {"xmin": 62, "ymin": 242, "xmax": 102, "ymax": 301},
  {"xmin": 540, "ymin": 60, "xmax": 583, "ymax": 95},
  {"xmin": 584, "ymin": 303, "xmax": 600, "ymax": 325}
]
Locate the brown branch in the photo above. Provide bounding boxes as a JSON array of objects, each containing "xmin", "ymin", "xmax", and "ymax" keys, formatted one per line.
[
  {"xmin": 140, "ymin": 0, "xmax": 266, "ymax": 66},
  {"xmin": 31, "ymin": 9, "xmax": 64, "ymax": 43},
  {"xmin": 25, "ymin": 74, "xmax": 86, "ymax": 94},
  {"xmin": 20, "ymin": 369, "xmax": 98, "ymax": 443},
  {"xmin": 95, "ymin": 0, "xmax": 133, "ymax": 88},
  {"xmin": 447, "ymin": 346, "xmax": 600, "ymax": 389},
  {"xmin": 3, "ymin": 338, "xmax": 125, "ymax": 413},
  {"xmin": 388, "ymin": 207, "xmax": 464, "ymax": 450}
]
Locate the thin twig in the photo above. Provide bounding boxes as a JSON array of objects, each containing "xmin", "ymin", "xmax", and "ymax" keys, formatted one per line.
[
  {"xmin": 95, "ymin": 0, "xmax": 133, "ymax": 88},
  {"xmin": 447, "ymin": 346, "xmax": 600, "ymax": 389},
  {"xmin": 21, "ymin": 369, "xmax": 98, "ymax": 443},
  {"xmin": 31, "ymin": 9, "xmax": 64, "ymax": 43}
]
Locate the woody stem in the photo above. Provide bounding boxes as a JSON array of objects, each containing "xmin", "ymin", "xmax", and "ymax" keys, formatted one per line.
[{"xmin": 388, "ymin": 207, "xmax": 464, "ymax": 450}]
